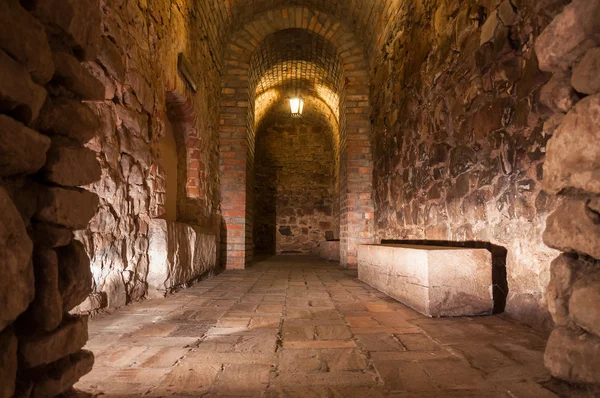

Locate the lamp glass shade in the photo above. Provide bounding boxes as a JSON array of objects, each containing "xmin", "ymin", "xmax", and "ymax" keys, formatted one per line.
[{"xmin": 289, "ymin": 97, "xmax": 304, "ymax": 116}]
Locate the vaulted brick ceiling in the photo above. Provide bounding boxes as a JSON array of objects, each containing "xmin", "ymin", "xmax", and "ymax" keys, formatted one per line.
[
  {"xmin": 217, "ymin": 0, "xmax": 378, "ymax": 151},
  {"xmin": 206, "ymin": 0, "xmax": 401, "ymax": 64},
  {"xmin": 225, "ymin": 0, "xmax": 401, "ymax": 57},
  {"xmin": 252, "ymin": 29, "xmax": 344, "ymax": 126}
]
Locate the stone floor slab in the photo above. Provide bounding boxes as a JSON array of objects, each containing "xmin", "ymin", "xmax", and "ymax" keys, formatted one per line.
[{"xmin": 76, "ymin": 255, "xmax": 556, "ymax": 397}]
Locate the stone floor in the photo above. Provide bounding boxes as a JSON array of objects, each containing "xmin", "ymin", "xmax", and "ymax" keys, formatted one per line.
[{"xmin": 76, "ymin": 256, "xmax": 559, "ymax": 397}]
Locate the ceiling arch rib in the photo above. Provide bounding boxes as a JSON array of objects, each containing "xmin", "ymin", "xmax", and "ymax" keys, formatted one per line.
[{"xmin": 223, "ymin": 5, "xmax": 370, "ymax": 89}]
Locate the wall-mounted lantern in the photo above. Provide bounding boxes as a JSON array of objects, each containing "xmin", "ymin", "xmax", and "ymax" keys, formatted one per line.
[{"xmin": 289, "ymin": 96, "xmax": 304, "ymax": 117}]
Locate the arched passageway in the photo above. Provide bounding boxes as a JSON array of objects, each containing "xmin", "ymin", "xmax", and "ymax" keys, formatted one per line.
[
  {"xmin": 1, "ymin": 0, "xmax": 599, "ymax": 396},
  {"xmin": 254, "ymin": 96, "xmax": 338, "ymax": 255},
  {"xmin": 219, "ymin": 7, "xmax": 375, "ymax": 270}
]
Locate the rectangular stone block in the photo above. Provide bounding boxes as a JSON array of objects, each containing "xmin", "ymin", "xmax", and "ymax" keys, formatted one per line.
[
  {"xmin": 0, "ymin": 328, "xmax": 17, "ymax": 398},
  {"xmin": 147, "ymin": 219, "xmax": 217, "ymax": 294},
  {"xmin": 30, "ymin": 350, "xmax": 94, "ymax": 398},
  {"xmin": 358, "ymin": 244, "xmax": 493, "ymax": 317},
  {"xmin": 319, "ymin": 241, "xmax": 340, "ymax": 262},
  {"xmin": 18, "ymin": 316, "xmax": 88, "ymax": 369}
]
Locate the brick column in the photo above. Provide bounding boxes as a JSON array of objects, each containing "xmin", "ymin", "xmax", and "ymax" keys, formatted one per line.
[
  {"xmin": 341, "ymin": 85, "xmax": 375, "ymax": 268},
  {"xmin": 219, "ymin": 80, "xmax": 253, "ymax": 268}
]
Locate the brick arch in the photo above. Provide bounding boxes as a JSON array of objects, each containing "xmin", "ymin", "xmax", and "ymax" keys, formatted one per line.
[
  {"xmin": 165, "ymin": 89, "xmax": 201, "ymax": 198},
  {"xmin": 161, "ymin": 83, "xmax": 215, "ymax": 227},
  {"xmin": 220, "ymin": 5, "xmax": 374, "ymax": 269}
]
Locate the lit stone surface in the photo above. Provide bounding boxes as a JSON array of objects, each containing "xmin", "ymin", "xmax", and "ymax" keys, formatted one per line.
[
  {"xmin": 535, "ymin": 0, "xmax": 600, "ymax": 72},
  {"xmin": 147, "ymin": 219, "xmax": 217, "ymax": 295},
  {"xmin": 358, "ymin": 244, "xmax": 493, "ymax": 317}
]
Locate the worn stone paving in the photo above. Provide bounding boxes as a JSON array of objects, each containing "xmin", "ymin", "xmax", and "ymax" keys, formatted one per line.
[{"xmin": 77, "ymin": 256, "xmax": 558, "ymax": 397}]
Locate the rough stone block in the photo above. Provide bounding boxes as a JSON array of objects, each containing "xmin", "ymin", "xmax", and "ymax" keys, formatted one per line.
[
  {"xmin": 98, "ymin": 36, "xmax": 125, "ymax": 82},
  {"xmin": 358, "ymin": 244, "xmax": 493, "ymax": 317},
  {"xmin": 28, "ymin": 0, "xmax": 102, "ymax": 61},
  {"xmin": 0, "ymin": 49, "xmax": 47, "ymax": 125},
  {"xmin": 147, "ymin": 219, "xmax": 217, "ymax": 294},
  {"xmin": 102, "ymin": 270, "xmax": 127, "ymax": 310},
  {"xmin": 115, "ymin": 104, "xmax": 150, "ymax": 141},
  {"xmin": 319, "ymin": 241, "xmax": 340, "ymax": 262},
  {"xmin": 0, "ymin": 328, "xmax": 17, "ymax": 398},
  {"xmin": 24, "ymin": 249, "xmax": 63, "ymax": 332},
  {"xmin": 540, "ymin": 72, "xmax": 579, "ymax": 113},
  {"xmin": 31, "ymin": 223, "xmax": 72, "ymax": 248},
  {"xmin": 0, "ymin": 187, "xmax": 34, "ymax": 331},
  {"xmin": 18, "ymin": 316, "xmax": 88, "ymax": 369},
  {"xmin": 569, "ymin": 280, "xmax": 600, "ymax": 337},
  {"xmin": 30, "ymin": 350, "xmax": 94, "ymax": 398},
  {"xmin": 52, "ymin": 52, "xmax": 105, "ymax": 101},
  {"xmin": 57, "ymin": 240, "xmax": 93, "ymax": 313},
  {"xmin": 0, "ymin": 115, "xmax": 51, "ymax": 177},
  {"xmin": 84, "ymin": 61, "xmax": 116, "ymax": 100},
  {"xmin": 0, "ymin": 0, "xmax": 54, "ymax": 84},
  {"xmin": 572, "ymin": 47, "xmax": 600, "ymax": 95},
  {"xmin": 547, "ymin": 254, "xmax": 579, "ymax": 326},
  {"xmin": 38, "ymin": 98, "xmax": 100, "ymax": 145},
  {"xmin": 118, "ymin": 128, "xmax": 153, "ymax": 168},
  {"xmin": 35, "ymin": 186, "xmax": 99, "ymax": 230},
  {"xmin": 480, "ymin": 10, "xmax": 500, "ymax": 46},
  {"xmin": 545, "ymin": 327, "xmax": 600, "ymax": 384},
  {"xmin": 544, "ymin": 198, "xmax": 600, "ymax": 260},
  {"xmin": 71, "ymin": 292, "xmax": 106, "ymax": 314},
  {"xmin": 126, "ymin": 68, "xmax": 154, "ymax": 114},
  {"xmin": 42, "ymin": 138, "xmax": 101, "ymax": 187},
  {"xmin": 544, "ymin": 94, "xmax": 600, "ymax": 195},
  {"xmin": 498, "ymin": 0, "xmax": 517, "ymax": 27},
  {"xmin": 535, "ymin": 0, "xmax": 600, "ymax": 72}
]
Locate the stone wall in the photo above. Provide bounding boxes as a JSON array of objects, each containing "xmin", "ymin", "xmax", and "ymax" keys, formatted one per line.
[
  {"xmin": 533, "ymin": 0, "xmax": 600, "ymax": 388},
  {"xmin": 254, "ymin": 100, "xmax": 336, "ymax": 255},
  {"xmin": 370, "ymin": 0, "xmax": 570, "ymax": 328},
  {"xmin": 72, "ymin": 0, "xmax": 223, "ymax": 313},
  {"xmin": 0, "ymin": 1, "xmax": 103, "ymax": 395}
]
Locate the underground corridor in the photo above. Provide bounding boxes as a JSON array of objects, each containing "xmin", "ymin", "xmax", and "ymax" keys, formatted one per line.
[{"xmin": 1, "ymin": 0, "xmax": 600, "ymax": 397}]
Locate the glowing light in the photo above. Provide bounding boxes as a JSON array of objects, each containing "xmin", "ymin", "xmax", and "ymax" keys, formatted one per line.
[{"xmin": 289, "ymin": 96, "xmax": 304, "ymax": 117}]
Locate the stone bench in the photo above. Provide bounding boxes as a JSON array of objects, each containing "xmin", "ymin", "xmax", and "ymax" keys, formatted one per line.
[
  {"xmin": 358, "ymin": 244, "xmax": 493, "ymax": 317},
  {"xmin": 319, "ymin": 240, "xmax": 340, "ymax": 262},
  {"xmin": 147, "ymin": 219, "xmax": 217, "ymax": 296}
]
